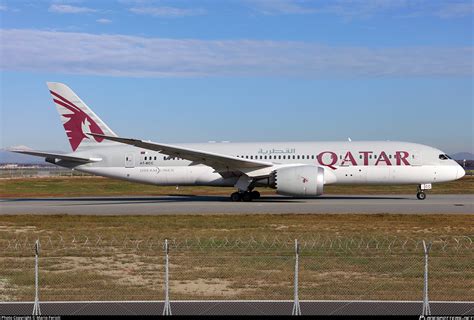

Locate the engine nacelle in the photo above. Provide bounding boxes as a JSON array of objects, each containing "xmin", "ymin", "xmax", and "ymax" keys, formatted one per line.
[{"xmin": 270, "ymin": 165, "xmax": 324, "ymax": 197}]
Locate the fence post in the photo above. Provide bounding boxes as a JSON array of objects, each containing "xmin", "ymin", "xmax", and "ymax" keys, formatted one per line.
[
  {"xmin": 420, "ymin": 240, "xmax": 432, "ymax": 319},
  {"xmin": 292, "ymin": 239, "xmax": 301, "ymax": 316},
  {"xmin": 162, "ymin": 239, "xmax": 172, "ymax": 316},
  {"xmin": 32, "ymin": 240, "xmax": 41, "ymax": 316}
]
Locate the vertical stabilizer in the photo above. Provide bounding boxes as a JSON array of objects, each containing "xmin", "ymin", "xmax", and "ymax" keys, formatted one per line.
[{"xmin": 46, "ymin": 82, "xmax": 117, "ymax": 152}]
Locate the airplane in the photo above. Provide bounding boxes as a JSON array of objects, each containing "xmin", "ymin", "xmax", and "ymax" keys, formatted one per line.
[{"xmin": 12, "ymin": 82, "xmax": 465, "ymax": 201}]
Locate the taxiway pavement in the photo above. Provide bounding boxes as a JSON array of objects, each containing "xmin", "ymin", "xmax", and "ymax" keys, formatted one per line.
[{"xmin": 1, "ymin": 194, "xmax": 472, "ymax": 215}]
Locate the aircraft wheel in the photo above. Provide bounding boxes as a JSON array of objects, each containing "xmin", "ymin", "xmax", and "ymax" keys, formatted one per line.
[
  {"xmin": 251, "ymin": 191, "xmax": 261, "ymax": 199},
  {"xmin": 231, "ymin": 192, "xmax": 241, "ymax": 202},
  {"xmin": 242, "ymin": 192, "xmax": 253, "ymax": 202},
  {"xmin": 416, "ymin": 192, "xmax": 426, "ymax": 200}
]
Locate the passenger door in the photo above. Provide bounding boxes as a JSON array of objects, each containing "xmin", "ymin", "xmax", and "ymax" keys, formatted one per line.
[
  {"xmin": 411, "ymin": 150, "xmax": 422, "ymax": 166},
  {"xmin": 125, "ymin": 154, "xmax": 134, "ymax": 168}
]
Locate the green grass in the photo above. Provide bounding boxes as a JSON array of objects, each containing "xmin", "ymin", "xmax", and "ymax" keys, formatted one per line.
[
  {"xmin": 0, "ymin": 214, "xmax": 472, "ymax": 301},
  {"xmin": 1, "ymin": 176, "xmax": 472, "ymax": 198}
]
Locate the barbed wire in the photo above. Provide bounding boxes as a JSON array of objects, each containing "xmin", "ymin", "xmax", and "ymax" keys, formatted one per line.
[{"xmin": 1, "ymin": 234, "xmax": 472, "ymax": 254}]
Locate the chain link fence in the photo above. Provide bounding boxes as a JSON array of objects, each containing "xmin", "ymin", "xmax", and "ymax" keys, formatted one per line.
[{"xmin": 1, "ymin": 235, "xmax": 472, "ymax": 302}]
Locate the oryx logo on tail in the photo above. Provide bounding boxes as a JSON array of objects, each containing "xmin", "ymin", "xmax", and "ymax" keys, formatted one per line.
[{"xmin": 50, "ymin": 90, "xmax": 104, "ymax": 151}]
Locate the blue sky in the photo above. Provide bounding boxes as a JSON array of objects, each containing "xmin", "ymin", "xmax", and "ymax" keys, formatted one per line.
[{"xmin": 0, "ymin": 0, "xmax": 472, "ymax": 153}]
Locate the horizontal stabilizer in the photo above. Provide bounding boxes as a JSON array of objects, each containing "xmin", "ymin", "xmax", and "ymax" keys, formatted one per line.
[{"xmin": 10, "ymin": 150, "xmax": 100, "ymax": 163}]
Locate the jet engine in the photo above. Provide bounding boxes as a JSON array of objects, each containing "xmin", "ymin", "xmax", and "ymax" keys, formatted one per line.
[{"xmin": 270, "ymin": 165, "xmax": 324, "ymax": 197}]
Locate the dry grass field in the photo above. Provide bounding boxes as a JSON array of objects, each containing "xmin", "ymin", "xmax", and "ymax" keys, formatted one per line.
[
  {"xmin": 1, "ymin": 214, "xmax": 472, "ymax": 301},
  {"xmin": 1, "ymin": 175, "xmax": 472, "ymax": 198}
]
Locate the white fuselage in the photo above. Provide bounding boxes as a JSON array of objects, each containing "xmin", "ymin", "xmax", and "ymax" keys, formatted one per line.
[{"xmin": 66, "ymin": 140, "xmax": 464, "ymax": 188}]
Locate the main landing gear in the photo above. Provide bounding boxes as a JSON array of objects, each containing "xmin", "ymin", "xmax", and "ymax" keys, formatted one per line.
[
  {"xmin": 416, "ymin": 183, "xmax": 431, "ymax": 200},
  {"xmin": 230, "ymin": 190, "xmax": 261, "ymax": 202}
]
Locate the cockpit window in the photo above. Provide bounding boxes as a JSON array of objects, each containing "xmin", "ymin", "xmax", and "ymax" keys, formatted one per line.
[{"xmin": 439, "ymin": 154, "xmax": 451, "ymax": 160}]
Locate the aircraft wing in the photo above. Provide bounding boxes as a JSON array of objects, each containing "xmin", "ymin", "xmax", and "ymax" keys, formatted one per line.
[
  {"xmin": 11, "ymin": 150, "xmax": 100, "ymax": 163},
  {"xmin": 89, "ymin": 133, "xmax": 273, "ymax": 172}
]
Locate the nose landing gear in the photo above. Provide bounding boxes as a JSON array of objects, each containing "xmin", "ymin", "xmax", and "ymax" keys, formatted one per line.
[
  {"xmin": 416, "ymin": 191, "xmax": 426, "ymax": 200},
  {"xmin": 416, "ymin": 183, "xmax": 431, "ymax": 200}
]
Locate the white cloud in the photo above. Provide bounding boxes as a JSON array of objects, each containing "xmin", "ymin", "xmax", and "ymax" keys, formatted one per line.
[
  {"xmin": 129, "ymin": 6, "xmax": 206, "ymax": 17},
  {"xmin": 436, "ymin": 2, "xmax": 474, "ymax": 19},
  {"xmin": 247, "ymin": 0, "xmax": 316, "ymax": 15},
  {"xmin": 0, "ymin": 29, "xmax": 471, "ymax": 78},
  {"xmin": 50, "ymin": 0, "xmax": 85, "ymax": 3},
  {"xmin": 0, "ymin": 5, "xmax": 7, "ymax": 11},
  {"xmin": 49, "ymin": 4, "xmax": 97, "ymax": 14},
  {"xmin": 96, "ymin": 18, "xmax": 112, "ymax": 24},
  {"xmin": 247, "ymin": 0, "xmax": 474, "ymax": 19}
]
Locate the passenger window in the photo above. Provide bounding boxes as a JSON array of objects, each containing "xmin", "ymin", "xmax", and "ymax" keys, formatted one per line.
[
  {"xmin": 293, "ymin": 155, "xmax": 296, "ymax": 159},
  {"xmin": 278, "ymin": 155, "xmax": 281, "ymax": 159},
  {"xmin": 283, "ymin": 155, "xmax": 286, "ymax": 159},
  {"xmin": 297, "ymin": 155, "xmax": 300, "ymax": 159},
  {"xmin": 359, "ymin": 155, "xmax": 363, "ymax": 159},
  {"xmin": 154, "ymin": 156, "xmax": 157, "ymax": 160},
  {"xmin": 311, "ymin": 155, "xmax": 315, "ymax": 159}
]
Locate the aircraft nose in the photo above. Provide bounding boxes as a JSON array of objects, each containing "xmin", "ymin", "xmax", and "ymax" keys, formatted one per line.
[{"xmin": 456, "ymin": 166, "xmax": 466, "ymax": 179}]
